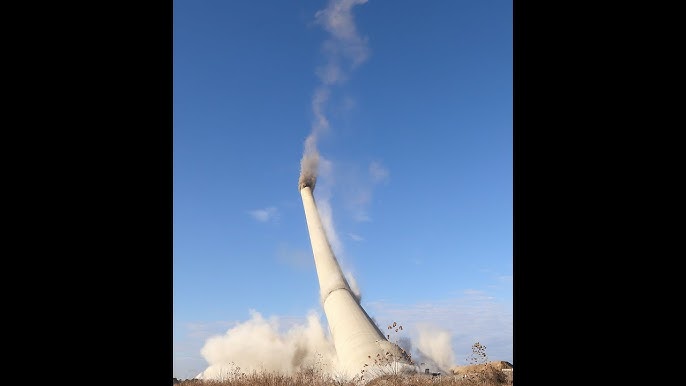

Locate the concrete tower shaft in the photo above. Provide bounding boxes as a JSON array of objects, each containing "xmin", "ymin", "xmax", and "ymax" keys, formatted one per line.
[
  {"xmin": 300, "ymin": 186, "xmax": 350, "ymax": 301},
  {"xmin": 299, "ymin": 185, "xmax": 412, "ymax": 375}
]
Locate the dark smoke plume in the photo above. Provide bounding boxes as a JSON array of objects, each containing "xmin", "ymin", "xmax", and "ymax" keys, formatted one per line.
[{"xmin": 298, "ymin": 136, "xmax": 319, "ymax": 191}]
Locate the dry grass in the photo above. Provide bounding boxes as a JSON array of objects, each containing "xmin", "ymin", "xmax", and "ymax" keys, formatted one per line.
[{"xmin": 173, "ymin": 362, "xmax": 513, "ymax": 386}]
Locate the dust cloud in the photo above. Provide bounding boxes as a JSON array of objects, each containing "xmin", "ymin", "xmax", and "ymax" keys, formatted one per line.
[{"xmin": 196, "ymin": 310, "xmax": 338, "ymax": 379}]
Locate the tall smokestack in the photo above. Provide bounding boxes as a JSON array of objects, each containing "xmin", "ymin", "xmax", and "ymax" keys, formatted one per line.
[{"xmin": 298, "ymin": 180, "xmax": 413, "ymax": 376}]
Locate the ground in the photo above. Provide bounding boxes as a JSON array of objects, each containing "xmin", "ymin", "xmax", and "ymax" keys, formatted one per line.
[{"xmin": 450, "ymin": 361, "xmax": 513, "ymax": 375}]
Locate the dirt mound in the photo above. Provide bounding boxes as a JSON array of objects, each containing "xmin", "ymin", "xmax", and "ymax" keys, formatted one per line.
[
  {"xmin": 490, "ymin": 361, "xmax": 513, "ymax": 370},
  {"xmin": 450, "ymin": 361, "xmax": 513, "ymax": 375}
]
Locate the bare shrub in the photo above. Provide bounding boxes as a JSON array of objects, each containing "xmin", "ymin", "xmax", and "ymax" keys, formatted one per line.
[{"xmin": 358, "ymin": 322, "xmax": 416, "ymax": 385}]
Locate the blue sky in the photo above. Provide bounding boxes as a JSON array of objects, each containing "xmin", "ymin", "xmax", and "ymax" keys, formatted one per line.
[{"xmin": 174, "ymin": 0, "xmax": 512, "ymax": 379}]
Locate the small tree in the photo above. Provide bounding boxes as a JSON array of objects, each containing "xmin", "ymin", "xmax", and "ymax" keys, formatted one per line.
[
  {"xmin": 465, "ymin": 342, "xmax": 508, "ymax": 385},
  {"xmin": 359, "ymin": 321, "xmax": 415, "ymax": 385},
  {"xmin": 467, "ymin": 341, "xmax": 488, "ymax": 365}
]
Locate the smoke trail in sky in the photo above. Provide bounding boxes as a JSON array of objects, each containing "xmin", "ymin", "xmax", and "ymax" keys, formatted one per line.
[{"xmin": 299, "ymin": 0, "xmax": 370, "ymax": 189}]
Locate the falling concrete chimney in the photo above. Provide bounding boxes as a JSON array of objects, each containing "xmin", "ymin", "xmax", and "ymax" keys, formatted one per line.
[{"xmin": 298, "ymin": 177, "xmax": 413, "ymax": 376}]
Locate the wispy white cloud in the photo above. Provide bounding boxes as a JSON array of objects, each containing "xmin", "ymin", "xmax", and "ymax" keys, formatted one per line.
[
  {"xmin": 498, "ymin": 274, "xmax": 512, "ymax": 282},
  {"xmin": 348, "ymin": 232, "xmax": 364, "ymax": 241},
  {"xmin": 369, "ymin": 161, "xmax": 389, "ymax": 183},
  {"xmin": 352, "ymin": 210, "xmax": 371, "ymax": 222},
  {"xmin": 276, "ymin": 244, "xmax": 311, "ymax": 270},
  {"xmin": 248, "ymin": 207, "xmax": 279, "ymax": 223},
  {"xmin": 184, "ymin": 321, "xmax": 237, "ymax": 339}
]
